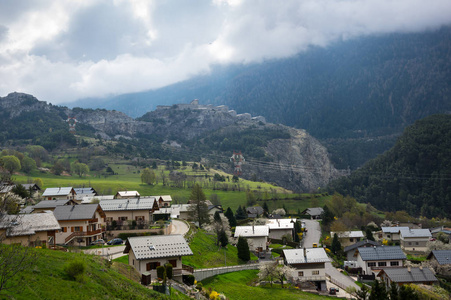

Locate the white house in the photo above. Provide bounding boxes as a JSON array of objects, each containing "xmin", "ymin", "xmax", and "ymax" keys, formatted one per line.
[
  {"xmin": 283, "ymin": 247, "xmax": 330, "ymax": 291},
  {"xmin": 330, "ymin": 231, "xmax": 365, "ymax": 247},
  {"xmin": 115, "ymin": 191, "xmax": 140, "ymax": 199},
  {"xmin": 266, "ymin": 219, "xmax": 295, "ymax": 240},
  {"xmin": 399, "ymin": 228, "xmax": 432, "ymax": 252},
  {"xmin": 234, "ymin": 225, "xmax": 269, "ymax": 252},
  {"xmin": 378, "ymin": 227, "xmax": 409, "ymax": 242},
  {"xmin": 356, "ymin": 246, "xmax": 406, "ymax": 275},
  {"xmin": 42, "ymin": 187, "xmax": 76, "ymax": 200}
]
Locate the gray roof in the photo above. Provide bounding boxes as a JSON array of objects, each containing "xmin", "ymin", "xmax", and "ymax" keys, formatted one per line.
[
  {"xmin": 126, "ymin": 235, "xmax": 193, "ymax": 260},
  {"xmin": 331, "ymin": 231, "xmax": 364, "ymax": 238},
  {"xmin": 428, "ymin": 250, "xmax": 451, "ymax": 265},
  {"xmin": 379, "ymin": 267, "xmax": 438, "ymax": 283},
  {"xmin": 19, "ymin": 206, "xmax": 35, "ymax": 214},
  {"xmin": 343, "ymin": 239, "xmax": 379, "ymax": 253},
  {"xmin": 283, "ymin": 248, "xmax": 330, "ymax": 264},
  {"xmin": 34, "ymin": 199, "xmax": 74, "ymax": 209},
  {"xmin": 234, "ymin": 225, "xmax": 269, "ymax": 238},
  {"xmin": 358, "ymin": 246, "xmax": 406, "ymax": 261},
  {"xmin": 381, "ymin": 226, "xmax": 409, "ymax": 233},
  {"xmin": 99, "ymin": 197, "xmax": 156, "ymax": 211},
  {"xmin": 304, "ymin": 207, "xmax": 324, "ymax": 216},
  {"xmin": 0, "ymin": 211, "xmax": 60, "ymax": 236},
  {"xmin": 22, "ymin": 183, "xmax": 40, "ymax": 190},
  {"xmin": 246, "ymin": 206, "xmax": 264, "ymax": 215},
  {"xmin": 53, "ymin": 204, "xmax": 101, "ymax": 220},
  {"xmin": 400, "ymin": 228, "xmax": 432, "ymax": 238},
  {"xmin": 73, "ymin": 187, "xmax": 96, "ymax": 194},
  {"xmin": 42, "ymin": 187, "xmax": 74, "ymax": 197}
]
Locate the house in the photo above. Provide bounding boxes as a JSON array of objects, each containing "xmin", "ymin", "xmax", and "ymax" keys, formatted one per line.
[
  {"xmin": 115, "ymin": 191, "xmax": 140, "ymax": 199},
  {"xmin": 208, "ymin": 204, "xmax": 224, "ymax": 216},
  {"xmin": 0, "ymin": 211, "xmax": 60, "ymax": 247},
  {"xmin": 156, "ymin": 195, "xmax": 172, "ymax": 207},
  {"xmin": 430, "ymin": 226, "xmax": 451, "ymax": 243},
  {"xmin": 123, "ymin": 235, "xmax": 193, "ymax": 280},
  {"xmin": 399, "ymin": 228, "xmax": 431, "ymax": 252},
  {"xmin": 427, "ymin": 249, "xmax": 451, "ymax": 273},
  {"xmin": 166, "ymin": 204, "xmax": 191, "ymax": 220},
  {"xmin": 266, "ymin": 219, "xmax": 295, "ymax": 240},
  {"xmin": 74, "ymin": 187, "xmax": 97, "ymax": 201},
  {"xmin": 81, "ymin": 195, "xmax": 115, "ymax": 204},
  {"xmin": 234, "ymin": 225, "xmax": 269, "ymax": 252},
  {"xmin": 301, "ymin": 207, "xmax": 324, "ymax": 220},
  {"xmin": 0, "ymin": 183, "xmax": 41, "ymax": 198},
  {"xmin": 246, "ymin": 206, "xmax": 264, "ymax": 218},
  {"xmin": 53, "ymin": 204, "xmax": 106, "ymax": 246},
  {"xmin": 356, "ymin": 246, "xmax": 406, "ymax": 275},
  {"xmin": 42, "ymin": 187, "xmax": 76, "ymax": 200},
  {"xmin": 330, "ymin": 231, "xmax": 365, "ymax": 247},
  {"xmin": 31, "ymin": 199, "xmax": 77, "ymax": 213},
  {"xmin": 343, "ymin": 239, "xmax": 379, "ymax": 261},
  {"xmin": 378, "ymin": 227, "xmax": 409, "ymax": 242},
  {"xmin": 377, "ymin": 267, "xmax": 438, "ymax": 288},
  {"xmin": 283, "ymin": 247, "xmax": 330, "ymax": 291},
  {"xmin": 100, "ymin": 197, "xmax": 156, "ymax": 226}
]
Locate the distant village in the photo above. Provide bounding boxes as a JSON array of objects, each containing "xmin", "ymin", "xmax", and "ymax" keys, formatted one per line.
[{"xmin": 1, "ymin": 183, "xmax": 450, "ymax": 298}]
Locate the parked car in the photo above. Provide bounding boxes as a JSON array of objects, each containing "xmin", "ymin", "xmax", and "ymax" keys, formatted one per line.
[
  {"xmin": 90, "ymin": 239, "xmax": 105, "ymax": 245},
  {"xmin": 329, "ymin": 287, "xmax": 339, "ymax": 295},
  {"xmin": 107, "ymin": 238, "xmax": 123, "ymax": 245}
]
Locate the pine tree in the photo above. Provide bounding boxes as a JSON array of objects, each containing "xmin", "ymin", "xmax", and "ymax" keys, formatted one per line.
[
  {"xmin": 369, "ymin": 280, "xmax": 387, "ymax": 300},
  {"xmin": 188, "ymin": 183, "xmax": 209, "ymax": 228},
  {"xmin": 219, "ymin": 229, "xmax": 228, "ymax": 247},
  {"xmin": 237, "ymin": 236, "xmax": 250, "ymax": 261},
  {"xmin": 366, "ymin": 228, "xmax": 375, "ymax": 241},
  {"xmin": 331, "ymin": 233, "xmax": 341, "ymax": 254}
]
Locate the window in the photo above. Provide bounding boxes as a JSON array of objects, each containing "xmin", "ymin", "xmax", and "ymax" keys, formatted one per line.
[
  {"xmin": 74, "ymin": 226, "xmax": 81, "ymax": 232},
  {"xmin": 119, "ymin": 217, "xmax": 128, "ymax": 221},
  {"xmin": 298, "ymin": 271, "xmax": 304, "ymax": 277},
  {"xmin": 350, "ymin": 238, "xmax": 354, "ymax": 242},
  {"xmin": 390, "ymin": 261, "xmax": 399, "ymax": 266},
  {"xmin": 408, "ymin": 242, "xmax": 412, "ymax": 245},
  {"xmin": 378, "ymin": 262, "xmax": 387, "ymax": 267},
  {"xmin": 146, "ymin": 262, "xmax": 160, "ymax": 271},
  {"xmin": 105, "ymin": 217, "xmax": 113, "ymax": 222},
  {"xmin": 415, "ymin": 242, "xmax": 419, "ymax": 245},
  {"xmin": 312, "ymin": 270, "xmax": 320, "ymax": 275},
  {"xmin": 62, "ymin": 227, "xmax": 67, "ymax": 232},
  {"xmin": 168, "ymin": 259, "xmax": 177, "ymax": 268},
  {"xmin": 387, "ymin": 234, "xmax": 391, "ymax": 238},
  {"xmin": 135, "ymin": 216, "xmax": 144, "ymax": 221},
  {"xmin": 368, "ymin": 262, "xmax": 376, "ymax": 267}
]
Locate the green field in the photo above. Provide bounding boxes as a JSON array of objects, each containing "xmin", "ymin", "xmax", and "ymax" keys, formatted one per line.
[{"xmin": 201, "ymin": 270, "xmax": 332, "ymax": 300}]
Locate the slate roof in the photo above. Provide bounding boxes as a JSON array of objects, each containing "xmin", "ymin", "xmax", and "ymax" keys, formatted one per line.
[
  {"xmin": 19, "ymin": 206, "xmax": 35, "ymax": 214},
  {"xmin": 379, "ymin": 267, "xmax": 438, "ymax": 283},
  {"xmin": 42, "ymin": 187, "xmax": 74, "ymax": 197},
  {"xmin": 100, "ymin": 197, "xmax": 156, "ymax": 211},
  {"xmin": 0, "ymin": 211, "xmax": 60, "ymax": 236},
  {"xmin": 304, "ymin": 207, "xmax": 324, "ymax": 216},
  {"xmin": 358, "ymin": 246, "xmax": 406, "ymax": 261},
  {"xmin": 34, "ymin": 199, "xmax": 74, "ymax": 209},
  {"xmin": 428, "ymin": 250, "xmax": 451, "ymax": 265},
  {"xmin": 73, "ymin": 187, "xmax": 96, "ymax": 195},
  {"xmin": 53, "ymin": 204, "xmax": 103, "ymax": 220},
  {"xmin": 381, "ymin": 226, "xmax": 409, "ymax": 233},
  {"xmin": 400, "ymin": 228, "xmax": 432, "ymax": 238},
  {"xmin": 246, "ymin": 206, "xmax": 264, "ymax": 215},
  {"xmin": 125, "ymin": 235, "xmax": 193, "ymax": 260},
  {"xmin": 234, "ymin": 225, "xmax": 269, "ymax": 238},
  {"xmin": 116, "ymin": 191, "xmax": 140, "ymax": 197},
  {"xmin": 283, "ymin": 248, "xmax": 330, "ymax": 264},
  {"xmin": 343, "ymin": 239, "xmax": 379, "ymax": 253}
]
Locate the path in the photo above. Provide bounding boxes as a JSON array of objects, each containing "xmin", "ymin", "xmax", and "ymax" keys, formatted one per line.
[{"xmin": 170, "ymin": 219, "xmax": 189, "ymax": 235}]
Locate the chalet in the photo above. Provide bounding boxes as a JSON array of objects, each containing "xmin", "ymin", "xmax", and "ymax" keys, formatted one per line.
[
  {"xmin": 156, "ymin": 195, "xmax": 172, "ymax": 207},
  {"xmin": 356, "ymin": 246, "xmax": 406, "ymax": 275},
  {"xmin": 0, "ymin": 211, "xmax": 60, "ymax": 247},
  {"xmin": 74, "ymin": 187, "xmax": 97, "ymax": 201},
  {"xmin": 234, "ymin": 225, "xmax": 269, "ymax": 252},
  {"xmin": 53, "ymin": 204, "xmax": 106, "ymax": 246},
  {"xmin": 123, "ymin": 235, "xmax": 193, "ymax": 280},
  {"xmin": 378, "ymin": 267, "xmax": 438, "ymax": 288},
  {"xmin": 32, "ymin": 199, "xmax": 77, "ymax": 213},
  {"xmin": 246, "ymin": 206, "xmax": 264, "ymax": 218},
  {"xmin": 115, "ymin": 191, "xmax": 140, "ymax": 199},
  {"xmin": 266, "ymin": 219, "xmax": 295, "ymax": 240},
  {"xmin": 330, "ymin": 231, "xmax": 365, "ymax": 247},
  {"xmin": 399, "ymin": 228, "xmax": 431, "ymax": 252},
  {"xmin": 42, "ymin": 187, "xmax": 76, "ymax": 200},
  {"xmin": 343, "ymin": 239, "xmax": 379, "ymax": 261},
  {"xmin": 100, "ymin": 197, "xmax": 156, "ymax": 226},
  {"xmin": 0, "ymin": 183, "xmax": 41, "ymax": 198},
  {"xmin": 283, "ymin": 247, "xmax": 330, "ymax": 291},
  {"xmin": 301, "ymin": 207, "xmax": 324, "ymax": 220},
  {"xmin": 378, "ymin": 226, "xmax": 409, "ymax": 242}
]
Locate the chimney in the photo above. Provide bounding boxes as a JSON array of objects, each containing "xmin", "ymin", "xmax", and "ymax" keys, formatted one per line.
[
  {"xmin": 407, "ymin": 266, "xmax": 411, "ymax": 272},
  {"xmin": 419, "ymin": 266, "xmax": 423, "ymax": 271},
  {"xmin": 252, "ymin": 225, "xmax": 255, "ymax": 233},
  {"xmin": 304, "ymin": 248, "xmax": 307, "ymax": 259}
]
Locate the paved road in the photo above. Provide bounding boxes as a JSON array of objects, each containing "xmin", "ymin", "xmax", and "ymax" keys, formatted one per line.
[
  {"xmin": 325, "ymin": 262, "xmax": 360, "ymax": 291},
  {"xmin": 301, "ymin": 219, "xmax": 321, "ymax": 248},
  {"xmin": 84, "ymin": 245, "xmax": 126, "ymax": 259},
  {"xmin": 170, "ymin": 219, "xmax": 189, "ymax": 235}
]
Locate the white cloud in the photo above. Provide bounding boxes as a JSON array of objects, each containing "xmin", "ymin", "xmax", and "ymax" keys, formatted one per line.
[{"xmin": 0, "ymin": 0, "xmax": 450, "ymax": 103}]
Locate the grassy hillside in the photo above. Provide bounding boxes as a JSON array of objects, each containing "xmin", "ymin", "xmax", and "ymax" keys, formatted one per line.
[
  {"xmin": 201, "ymin": 270, "xmax": 331, "ymax": 300},
  {"xmin": 1, "ymin": 247, "xmax": 188, "ymax": 300}
]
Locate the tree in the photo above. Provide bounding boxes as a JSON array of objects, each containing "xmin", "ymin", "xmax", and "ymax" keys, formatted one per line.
[
  {"xmin": 33, "ymin": 178, "xmax": 43, "ymax": 189},
  {"xmin": 366, "ymin": 228, "xmax": 375, "ymax": 241},
  {"xmin": 72, "ymin": 162, "xmax": 89, "ymax": 177},
  {"xmin": 369, "ymin": 280, "xmax": 387, "ymax": 300},
  {"xmin": 188, "ymin": 183, "xmax": 210, "ymax": 229},
  {"xmin": 140, "ymin": 168, "xmax": 156, "ymax": 185},
  {"xmin": 0, "ymin": 156, "xmax": 21, "ymax": 174},
  {"xmin": 331, "ymin": 233, "xmax": 342, "ymax": 254},
  {"xmin": 322, "ymin": 205, "xmax": 335, "ymax": 226},
  {"xmin": 235, "ymin": 205, "xmax": 247, "ymax": 220},
  {"xmin": 11, "ymin": 184, "xmax": 29, "ymax": 199},
  {"xmin": 237, "ymin": 236, "xmax": 250, "ymax": 261},
  {"xmin": 262, "ymin": 202, "xmax": 269, "ymax": 216},
  {"xmin": 218, "ymin": 229, "xmax": 228, "ymax": 247},
  {"xmin": 258, "ymin": 262, "xmax": 277, "ymax": 287},
  {"xmin": 151, "ymin": 161, "xmax": 158, "ymax": 169},
  {"xmin": 274, "ymin": 265, "xmax": 293, "ymax": 288},
  {"xmin": 20, "ymin": 156, "xmax": 36, "ymax": 173}
]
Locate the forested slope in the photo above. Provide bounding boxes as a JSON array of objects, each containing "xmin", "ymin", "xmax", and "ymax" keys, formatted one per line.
[{"xmin": 328, "ymin": 114, "xmax": 451, "ymax": 218}]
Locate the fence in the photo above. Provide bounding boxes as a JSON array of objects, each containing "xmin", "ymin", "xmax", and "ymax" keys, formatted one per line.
[
  {"xmin": 193, "ymin": 263, "xmax": 261, "ymax": 281},
  {"xmin": 326, "ymin": 273, "xmax": 348, "ymax": 291}
]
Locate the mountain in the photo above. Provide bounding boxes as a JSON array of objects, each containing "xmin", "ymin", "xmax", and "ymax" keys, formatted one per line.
[
  {"xmin": 0, "ymin": 93, "xmax": 343, "ymax": 192},
  {"xmin": 328, "ymin": 114, "xmax": 451, "ymax": 218},
  {"xmin": 70, "ymin": 26, "xmax": 451, "ymax": 169}
]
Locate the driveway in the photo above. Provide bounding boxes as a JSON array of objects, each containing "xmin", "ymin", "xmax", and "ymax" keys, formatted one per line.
[
  {"xmin": 325, "ymin": 262, "xmax": 360, "ymax": 291},
  {"xmin": 84, "ymin": 245, "xmax": 126, "ymax": 259},
  {"xmin": 301, "ymin": 219, "xmax": 321, "ymax": 248},
  {"xmin": 170, "ymin": 219, "xmax": 189, "ymax": 235}
]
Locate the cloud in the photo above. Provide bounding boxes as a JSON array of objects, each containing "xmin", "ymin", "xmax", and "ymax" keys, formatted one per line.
[{"xmin": 0, "ymin": 0, "xmax": 450, "ymax": 103}]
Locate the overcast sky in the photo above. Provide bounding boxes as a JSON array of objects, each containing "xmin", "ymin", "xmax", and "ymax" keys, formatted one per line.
[{"xmin": 0, "ymin": 0, "xmax": 450, "ymax": 104}]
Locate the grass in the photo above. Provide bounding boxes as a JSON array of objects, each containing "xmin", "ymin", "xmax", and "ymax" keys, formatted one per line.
[
  {"xmin": 406, "ymin": 254, "xmax": 427, "ymax": 262},
  {"xmin": 201, "ymin": 270, "xmax": 331, "ymax": 300},
  {"xmin": 1, "ymin": 246, "xmax": 178, "ymax": 300},
  {"xmin": 113, "ymin": 255, "xmax": 129, "ymax": 264}
]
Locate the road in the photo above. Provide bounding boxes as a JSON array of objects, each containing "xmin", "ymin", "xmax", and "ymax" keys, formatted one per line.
[{"xmin": 170, "ymin": 219, "xmax": 190, "ymax": 235}]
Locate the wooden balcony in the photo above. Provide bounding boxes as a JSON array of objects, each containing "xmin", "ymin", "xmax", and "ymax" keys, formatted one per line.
[{"xmin": 65, "ymin": 228, "xmax": 105, "ymax": 244}]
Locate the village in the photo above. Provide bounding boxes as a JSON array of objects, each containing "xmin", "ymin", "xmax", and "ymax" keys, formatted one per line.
[{"xmin": 1, "ymin": 183, "xmax": 450, "ymax": 299}]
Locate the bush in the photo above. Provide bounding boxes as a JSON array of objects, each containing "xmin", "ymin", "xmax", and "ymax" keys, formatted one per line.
[
  {"xmin": 64, "ymin": 259, "xmax": 86, "ymax": 281},
  {"xmin": 183, "ymin": 274, "xmax": 195, "ymax": 286},
  {"xmin": 156, "ymin": 265, "xmax": 166, "ymax": 281}
]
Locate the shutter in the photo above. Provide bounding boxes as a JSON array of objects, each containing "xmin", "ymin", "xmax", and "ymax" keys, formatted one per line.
[{"xmin": 71, "ymin": 227, "xmax": 74, "ymax": 232}]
